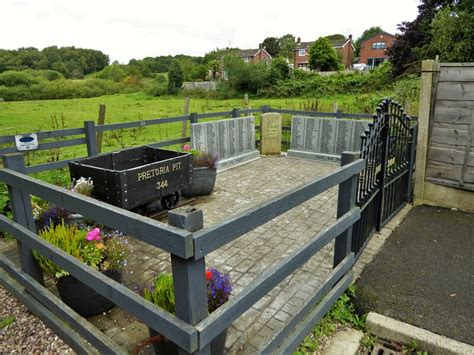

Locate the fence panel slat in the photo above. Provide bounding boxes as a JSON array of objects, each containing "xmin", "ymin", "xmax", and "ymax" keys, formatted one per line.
[
  {"xmin": 0, "ymin": 168, "xmax": 193, "ymax": 258},
  {"xmin": 0, "ymin": 254, "xmax": 125, "ymax": 354},
  {"xmin": 94, "ymin": 116, "xmax": 189, "ymax": 133},
  {"xmin": 0, "ymin": 269, "xmax": 98, "ymax": 354},
  {"xmin": 0, "ymin": 216, "xmax": 198, "ymax": 352},
  {"xmin": 195, "ymin": 208, "xmax": 360, "ymax": 347},
  {"xmin": 193, "ymin": 160, "xmax": 365, "ymax": 258}
]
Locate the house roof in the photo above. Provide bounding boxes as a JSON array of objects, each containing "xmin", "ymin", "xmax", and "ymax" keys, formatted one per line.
[
  {"xmin": 240, "ymin": 48, "xmax": 272, "ymax": 60},
  {"xmin": 295, "ymin": 37, "xmax": 352, "ymax": 50},
  {"xmin": 240, "ymin": 49, "xmax": 259, "ymax": 58},
  {"xmin": 361, "ymin": 31, "xmax": 395, "ymax": 44}
]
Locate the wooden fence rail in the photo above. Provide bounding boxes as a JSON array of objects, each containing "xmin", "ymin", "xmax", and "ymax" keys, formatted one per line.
[{"xmin": 0, "ymin": 149, "xmax": 364, "ymax": 354}]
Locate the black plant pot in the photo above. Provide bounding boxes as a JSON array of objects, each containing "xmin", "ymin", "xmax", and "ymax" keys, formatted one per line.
[
  {"xmin": 181, "ymin": 167, "xmax": 217, "ymax": 198},
  {"xmin": 148, "ymin": 327, "xmax": 227, "ymax": 355},
  {"xmin": 56, "ymin": 269, "xmax": 122, "ymax": 317}
]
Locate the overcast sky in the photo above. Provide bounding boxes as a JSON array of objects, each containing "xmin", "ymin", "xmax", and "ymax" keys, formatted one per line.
[{"xmin": 1, "ymin": 0, "xmax": 420, "ymax": 63}]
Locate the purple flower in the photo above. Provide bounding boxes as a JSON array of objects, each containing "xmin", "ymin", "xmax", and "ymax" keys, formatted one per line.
[{"xmin": 206, "ymin": 268, "xmax": 233, "ymax": 313}]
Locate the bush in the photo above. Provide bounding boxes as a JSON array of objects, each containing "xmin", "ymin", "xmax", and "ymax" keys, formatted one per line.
[
  {"xmin": 223, "ymin": 55, "xmax": 270, "ymax": 94},
  {"xmin": 0, "ymin": 70, "xmax": 38, "ymax": 87},
  {"xmin": 167, "ymin": 61, "xmax": 184, "ymax": 94}
]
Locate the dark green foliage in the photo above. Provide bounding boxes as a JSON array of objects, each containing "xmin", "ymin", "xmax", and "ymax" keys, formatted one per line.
[
  {"xmin": 269, "ymin": 62, "xmax": 392, "ymax": 98},
  {"xmin": 278, "ymin": 34, "xmax": 296, "ymax": 61},
  {"xmin": 262, "ymin": 37, "xmax": 281, "ymax": 57},
  {"xmin": 0, "ymin": 70, "xmax": 38, "ymax": 87},
  {"xmin": 354, "ymin": 26, "xmax": 384, "ymax": 56},
  {"xmin": 428, "ymin": 5, "xmax": 474, "ymax": 62},
  {"xmin": 167, "ymin": 61, "xmax": 184, "ymax": 94},
  {"xmin": 269, "ymin": 57, "xmax": 291, "ymax": 83},
  {"xmin": 0, "ymin": 46, "xmax": 109, "ymax": 78},
  {"xmin": 222, "ymin": 55, "xmax": 270, "ymax": 94},
  {"xmin": 308, "ymin": 37, "xmax": 341, "ymax": 71},
  {"xmin": 388, "ymin": 0, "xmax": 457, "ymax": 76},
  {"xmin": 146, "ymin": 74, "xmax": 168, "ymax": 97}
]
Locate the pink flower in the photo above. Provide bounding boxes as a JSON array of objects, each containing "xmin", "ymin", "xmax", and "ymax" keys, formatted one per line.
[
  {"xmin": 183, "ymin": 144, "xmax": 192, "ymax": 152},
  {"xmin": 86, "ymin": 228, "xmax": 101, "ymax": 241}
]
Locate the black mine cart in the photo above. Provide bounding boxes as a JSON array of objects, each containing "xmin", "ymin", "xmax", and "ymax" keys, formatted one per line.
[{"xmin": 69, "ymin": 146, "xmax": 191, "ymax": 210}]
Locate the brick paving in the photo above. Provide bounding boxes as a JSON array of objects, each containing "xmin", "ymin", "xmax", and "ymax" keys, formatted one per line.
[{"xmin": 1, "ymin": 156, "xmax": 343, "ymax": 354}]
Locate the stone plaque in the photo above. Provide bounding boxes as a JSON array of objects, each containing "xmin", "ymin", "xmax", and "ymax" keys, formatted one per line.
[
  {"xmin": 261, "ymin": 113, "xmax": 282, "ymax": 155},
  {"xmin": 191, "ymin": 116, "xmax": 259, "ymax": 170},
  {"xmin": 288, "ymin": 116, "xmax": 370, "ymax": 162}
]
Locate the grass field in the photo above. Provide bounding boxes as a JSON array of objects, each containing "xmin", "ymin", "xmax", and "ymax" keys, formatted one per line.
[{"xmin": 0, "ymin": 90, "xmax": 416, "ymax": 183}]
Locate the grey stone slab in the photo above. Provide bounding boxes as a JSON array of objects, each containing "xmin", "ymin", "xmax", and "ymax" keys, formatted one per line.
[{"xmin": 290, "ymin": 116, "xmax": 370, "ymax": 162}]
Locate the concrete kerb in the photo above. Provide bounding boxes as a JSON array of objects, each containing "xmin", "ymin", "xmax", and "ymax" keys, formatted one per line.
[{"xmin": 366, "ymin": 312, "xmax": 474, "ymax": 355}]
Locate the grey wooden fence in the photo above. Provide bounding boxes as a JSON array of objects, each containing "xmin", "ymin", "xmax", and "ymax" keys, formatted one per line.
[
  {"xmin": 0, "ymin": 106, "xmax": 403, "ymax": 174},
  {"xmin": 0, "ymin": 143, "xmax": 364, "ymax": 353}
]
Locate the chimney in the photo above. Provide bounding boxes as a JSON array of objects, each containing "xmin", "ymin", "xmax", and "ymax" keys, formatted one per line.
[
  {"xmin": 296, "ymin": 37, "xmax": 301, "ymax": 44},
  {"xmin": 349, "ymin": 34, "xmax": 352, "ymax": 41},
  {"xmin": 259, "ymin": 43, "xmax": 262, "ymax": 49}
]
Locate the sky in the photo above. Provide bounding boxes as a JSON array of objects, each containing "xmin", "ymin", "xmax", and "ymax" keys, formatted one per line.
[{"xmin": 1, "ymin": 0, "xmax": 420, "ymax": 63}]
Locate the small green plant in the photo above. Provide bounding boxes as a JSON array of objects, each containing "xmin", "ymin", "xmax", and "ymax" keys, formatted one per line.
[
  {"xmin": 33, "ymin": 224, "xmax": 130, "ymax": 278},
  {"xmin": 143, "ymin": 274, "xmax": 176, "ymax": 314},
  {"xmin": 402, "ymin": 339, "xmax": 428, "ymax": 355},
  {"xmin": 182, "ymin": 144, "xmax": 219, "ymax": 169},
  {"xmin": 0, "ymin": 315, "xmax": 16, "ymax": 329},
  {"xmin": 297, "ymin": 285, "xmax": 366, "ymax": 352},
  {"xmin": 360, "ymin": 334, "xmax": 377, "ymax": 352}
]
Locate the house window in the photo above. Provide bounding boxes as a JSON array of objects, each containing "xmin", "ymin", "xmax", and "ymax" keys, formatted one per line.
[
  {"xmin": 298, "ymin": 49, "xmax": 306, "ymax": 56},
  {"xmin": 371, "ymin": 42, "xmax": 386, "ymax": 49},
  {"xmin": 243, "ymin": 57, "xmax": 250, "ymax": 62},
  {"xmin": 367, "ymin": 58, "xmax": 385, "ymax": 68}
]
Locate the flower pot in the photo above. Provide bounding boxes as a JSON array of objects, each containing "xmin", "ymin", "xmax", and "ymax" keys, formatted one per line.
[
  {"xmin": 181, "ymin": 167, "xmax": 217, "ymax": 198},
  {"xmin": 148, "ymin": 327, "xmax": 227, "ymax": 355},
  {"xmin": 56, "ymin": 269, "xmax": 122, "ymax": 317}
]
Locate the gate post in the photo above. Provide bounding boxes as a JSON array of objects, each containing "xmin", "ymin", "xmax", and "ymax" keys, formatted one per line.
[
  {"xmin": 333, "ymin": 151, "xmax": 359, "ymax": 267},
  {"xmin": 168, "ymin": 208, "xmax": 210, "ymax": 355},
  {"xmin": 231, "ymin": 108, "xmax": 240, "ymax": 118},
  {"xmin": 406, "ymin": 124, "xmax": 418, "ymax": 203},
  {"xmin": 84, "ymin": 120, "xmax": 98, "ymax": 157},
  {"xmin": 2, "ymin": 153, "xmax": 44, "ymax": 284}
]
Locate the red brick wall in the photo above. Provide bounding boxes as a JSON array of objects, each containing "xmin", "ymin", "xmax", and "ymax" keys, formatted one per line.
[
  {"xmin": 359, "ymin": 34, "xmax": 395, "ymax": 64},
  {"xmin": 253, "ymin": 50, "xmax": 272, "ymax": 64},
  {"xmin": 336, "ymin": 41, "xmax": 354, "ymax": 69},
  {"xmin": 294, "ymin": 48, "xmax": 309, "ymax": 69}
]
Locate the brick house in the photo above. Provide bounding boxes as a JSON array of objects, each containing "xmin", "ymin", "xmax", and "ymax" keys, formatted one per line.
[
  {"xmin": 240, "ymin": 47, "xmax": 272, "ymax": 65},
  {"xmin": 358, "ymin": 32, "xmax": 396, "ymax": 68},
  {"xmin": 294, "ymin": 35, "xmax": 354, "ymax": 70}
]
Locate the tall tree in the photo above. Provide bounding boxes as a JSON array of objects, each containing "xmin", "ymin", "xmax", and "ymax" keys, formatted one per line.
[
  {"xmin": 428, "ymin": 5, "xmax": 474, "ymax": 62},
  {"xmin": 278, "ymin": 34, "xmax": 296, "ymax": 61},
  {"xmin": 308, "ymin": 37, "xmax": 341, "ymax": 71},
  {"xmin": 167, "ymin": 61, "xmax": 184, "ymax": 94},
  {"xmin": 354, "ymin": 26, "xmax": 383, "ymax": 57},
  {"xmin": 388, "ymin": 0, "xmax": 453, "ymax": 77},
  {"xmin": 262, "ymin": 37, "xmax": 280, "ymax": 57}
]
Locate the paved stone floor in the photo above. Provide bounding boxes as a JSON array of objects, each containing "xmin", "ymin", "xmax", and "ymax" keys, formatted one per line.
[{"xmin": 0, "ymin": 156, "xmax": 341, "ymax": 354}]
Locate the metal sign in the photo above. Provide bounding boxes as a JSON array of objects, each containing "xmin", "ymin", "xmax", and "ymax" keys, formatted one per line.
[{"xmin": 15, "ymin": 133, "xmax": 39, "ymax": 151}]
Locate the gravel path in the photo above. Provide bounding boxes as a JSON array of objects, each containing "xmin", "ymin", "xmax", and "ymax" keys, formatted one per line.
[{"xmin": 0, "ymin": 285, "xmax": 74, "ymax": 353}]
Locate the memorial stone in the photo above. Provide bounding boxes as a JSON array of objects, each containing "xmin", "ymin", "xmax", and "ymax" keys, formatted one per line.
[
  {"xmin": 191, "ymin": 116, "xmax": 259, "ymax": 170},
  {"xmin": 288, "ymin": 116, "xmax": 369, "ymax": 162},
  {"xmin": 261, "ymin": 113, "xmax": 282, "ymax": 155}
]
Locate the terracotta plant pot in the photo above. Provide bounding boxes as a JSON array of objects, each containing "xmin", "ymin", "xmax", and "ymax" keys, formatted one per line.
[
  {"xmin": 148, "ymin": 327, "xmax": 227, "ymax": 355},
  {"xmin": 181, "ymin": 167, "xmax": 217, "ymax": 198},
  {"xmin": 56, "ymin": 269, "xmax": 122, "ymax": 317}
]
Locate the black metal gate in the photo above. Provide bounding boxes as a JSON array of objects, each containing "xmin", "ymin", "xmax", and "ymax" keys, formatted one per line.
[{"xmin": 352, "ymin": 99, "xmax": 417, "ymax": 255}]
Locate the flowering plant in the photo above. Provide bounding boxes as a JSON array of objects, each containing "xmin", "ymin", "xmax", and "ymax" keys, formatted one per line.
[
  {"xmin": 34, "ymin": 224, "xmax": 130, "ymax": 279},
  {"xmin": 182, "ymin": 144, "xmax": 219, "ymax": 169},
  {"xmin": 33, "ymin": 176, "xmax": 94, "ymax": 231},
  {"xmin": 144, "ymin": 268, "xmax": 232, "ymax": 314}
]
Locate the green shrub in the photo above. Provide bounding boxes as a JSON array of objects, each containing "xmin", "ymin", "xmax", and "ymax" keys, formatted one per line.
[
  {"xmin": 167, "ymin": 61, "xmax": 184, "ymax": 94},
  {"xmin": 143, "ymin": 274, "xmax": 176, "ymax": 314},
  {"xmin": 0, "ymin": 70, "xmax": 38, "ymax": 87}
]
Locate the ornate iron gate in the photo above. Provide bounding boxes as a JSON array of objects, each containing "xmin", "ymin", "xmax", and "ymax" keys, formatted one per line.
[{"xmin": 352, "ymin": 99, "xmax": 416, "ymax": 255}]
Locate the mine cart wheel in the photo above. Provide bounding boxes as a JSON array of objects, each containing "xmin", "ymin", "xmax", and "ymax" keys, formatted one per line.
[{"xmin": 161, "ymin": 192, "xmax": 179, "ymax": 210}]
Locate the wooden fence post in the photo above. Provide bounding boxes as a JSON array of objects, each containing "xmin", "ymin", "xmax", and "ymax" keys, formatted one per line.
[
  {"xmin": 181, "ymin": 97, "xmax": 191, "ymax": 138},
  {"xmin": 3, "ymin": 153, "xmax": 44, "ymax": 284},
  {"xmin": 333, "ymin": 151, "xmax": 359, "ymax": 267},
  {"xmin": 244, "ymin": 94, "xmax": 249, "ymax": 109},
  {"xmin": 231, "ymin": 108, "xmax": 240, "ymax": 118},
  {"xmin": 84, "ymin": 121, "xmax": 98, "ymax": 157},
  {"xmin": 168, "ymin": 208, "xmax": 210, "ymax": 355},
  {"xmin": 96, "ymin": 104, "xmax": 106, "ymax": 153}
]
